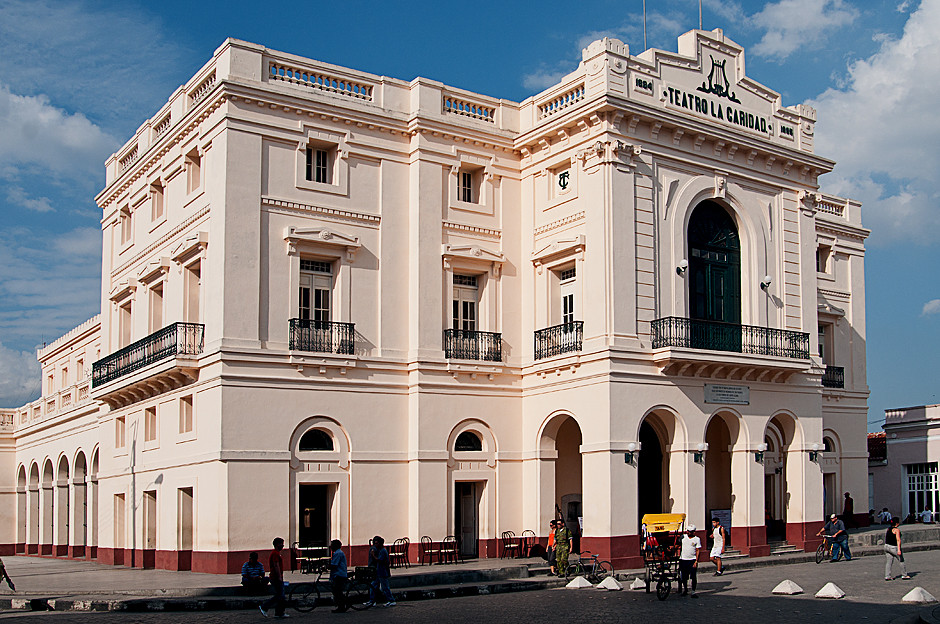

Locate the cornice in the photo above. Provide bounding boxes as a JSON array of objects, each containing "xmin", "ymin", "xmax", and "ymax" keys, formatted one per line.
[
  {"xmin": 442, "ymin": 221, "xmax": 501, "ymax": 240},
  {"xmin": 815, "ymin": 222, "xmax": 869, "ymax": 242},
  {"xmin": 110, "ymin": 207, "xmax": 210, "ymax": 279},
  {"xmin": 535, "ymin": 211, "xmax": 586, "ymax": 237},
  {"xmin": 262, "ymin": 196, "xmax": 380, "ymax": 227}
]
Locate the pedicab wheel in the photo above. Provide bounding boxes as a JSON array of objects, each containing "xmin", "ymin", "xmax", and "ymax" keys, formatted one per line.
[
  {"xmin": 347, "ymin": 580, "xmax": 371, "ymax": 611},
  {"xmin": 656, "ymin": 576, "xmax": 671, "ymax": 601},
  {"xmin": 645, "ymin": 568, "xmax": 652, "ymax": 593},
  {"xmin": 594, "ymin": 561, "xmax": 613, "ymax": 582},
  {"xmin": 815, "ymin": 542, "xmax": 826, "ymax": 564},
  {"xmin": 290, "ymin": 582, "xmax": 319, "ymax": 612}
]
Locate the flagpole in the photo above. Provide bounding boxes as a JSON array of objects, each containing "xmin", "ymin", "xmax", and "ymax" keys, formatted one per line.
[
  {"xmin": 643, "ymin": 0, "xmax": 647, "ymax": 50},
  {"xmin": 699, "ymin": 0, "xmax": 703, "ymax": 29}
]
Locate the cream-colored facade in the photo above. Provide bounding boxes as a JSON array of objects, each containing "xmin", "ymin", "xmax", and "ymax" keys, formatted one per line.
[{"xmin": 0, "ymin": 29, "xmax": 869, "ymax": 572}]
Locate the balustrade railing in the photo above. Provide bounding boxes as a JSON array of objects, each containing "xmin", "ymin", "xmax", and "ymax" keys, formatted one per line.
[
  {"xmin": 822, "ymin": 365, "xmax": 845, "ymax": 388},
  {"xmin": 534, "ymin": 321, "xmax": 584, "ymax": 360},
  {"xmin": 188, "ymin": 70, "xmax": 217, "ymax": 105},
  {"xmin": 538, "ymin": 83, "xmax": 585, "ymax": 119},
  {"xmin": 93, "ymin": 322, "xmax": 205, "ymax": 387},
  {"xmin": 443, "ymin": 95, "xmax": 495, "ymax": 122},
  {"xmin": 651, "ymin": 317, "xmax": 809, "ymax": 360},
  {"xmin": 288, "ymin": 319, "xmax": 355, "ymax": 355},
  {"xmin": 269, "ymin": 61, "xmax": 373, "ymax": 101},
  {"xmin": 443, "ymin": 328, "xmax": 502, "ymax": 362}
]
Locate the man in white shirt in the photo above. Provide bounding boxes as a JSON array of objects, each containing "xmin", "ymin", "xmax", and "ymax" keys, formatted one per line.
[
  {"xmin": 921, "ymin": 508, "xmax": 934, "ymax": 523},
  {"xmin": 679, "ymin": 524, "xmax": 701, "ymax": 597},
  {"xmin": 709, "ymin": 517, "xmax": 726, "ymax": 576}
]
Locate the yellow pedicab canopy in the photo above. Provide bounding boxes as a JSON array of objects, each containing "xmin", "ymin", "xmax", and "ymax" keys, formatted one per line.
[{"xmin": 641, "ymin": 513, "xmax": 686, "ymax": 533}]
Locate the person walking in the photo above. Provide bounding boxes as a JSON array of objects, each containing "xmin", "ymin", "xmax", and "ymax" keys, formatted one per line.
[
  {"xmin": 546, "ymin": 520, "xmax": 557, "ymax": 576},
  {"xmin": 709, "ymin": 517, "xmax": 725, "ymax": 576},
  {"xmin": 329, "ymin": 539, "xmax": 348, "ymax": 613},
  {"xmin": 817, "ymin": 513, "xmax": 852, "ymax": 561},
  {"xmin": 259, "ymin": 537, "xmax": 287, "ymax": 618},
  {"xmin": 0, "ymin": 558, "xmax": 15, "ymax": 591},
  {"xmin": 364, "ymin": 536, "xmax": 396, "ymax": 608},
  {"xmin": 884, "ymin": 517, "xmax": 912, "ymax": 581},
  {"xmin": 554, "ymin": 520, "xmax": 572, "ymax": 577},
  {"xmin": 678, "ymin": 524, "xmax": 701, "ymax": 597}
]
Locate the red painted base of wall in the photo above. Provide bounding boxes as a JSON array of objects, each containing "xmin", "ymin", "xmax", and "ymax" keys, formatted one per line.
[
  {"xmin": 40, "ymin": 544, "xmax": 52, "ymax": 556},
  {"xmin": 68, "ymin": 545, "xmax": 85, "ymax": 558},
  {"xmin": 26, "ymin": 544, "xmax": 38, "ymax": 555},
  {"xmin": 731, "ymin": 525, "xmax": 770, "ymax": 557},
  {"xmin": 14, "ymin": 543, "xmax": 26, "ymax": 555},
  {"xmin": 55, "ymin": 545, "xmax": 68, "ymax": 557},
  {"xmin": 0, "ymin": 544, "xmax": 15, "ymax": 556}
]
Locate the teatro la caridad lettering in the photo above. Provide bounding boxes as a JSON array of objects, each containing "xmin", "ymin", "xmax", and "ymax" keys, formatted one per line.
[{"xmin": 0, "ymin": 28, "xmax": 869, "ymax": 574}]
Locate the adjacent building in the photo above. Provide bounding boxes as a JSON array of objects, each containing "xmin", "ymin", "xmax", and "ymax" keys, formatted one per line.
[
  {"xmin": 870, "ymin": 405, "xmax": 940, "ymax": 521},
  {"xmin": 0, "ymin": 28, "xmax": 870, "ymax": 572}
]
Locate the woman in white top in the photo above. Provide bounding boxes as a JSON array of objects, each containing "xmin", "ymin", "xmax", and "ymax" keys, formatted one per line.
[{"xmin": 709, "ymin": 517, "xmax": 726, "ymax": 576}]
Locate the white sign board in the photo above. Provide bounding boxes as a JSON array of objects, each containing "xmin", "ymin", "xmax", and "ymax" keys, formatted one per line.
[{"xmin": 704, "ymin": 384, "xmax": 749, "ymax": 405}]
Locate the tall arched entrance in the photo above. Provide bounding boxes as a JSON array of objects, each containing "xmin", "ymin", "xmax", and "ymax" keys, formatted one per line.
[
  {"xmin": 688, "ymin": 201, "xmax": 741, "ymax": 349},
  {"xmin": 540, "ymin": 414, "xmax": 583, "ymax": 553},
  {"xmin": 637, "ymin": 411, "xmax": 678, "ymax": 523},
  {"xmin": 704, "ymin": 414, "xmax": 737, "ymax": 529},
  {"xmin": 764, "ymin": 414, "xmax": 799, "ymax": 543}
]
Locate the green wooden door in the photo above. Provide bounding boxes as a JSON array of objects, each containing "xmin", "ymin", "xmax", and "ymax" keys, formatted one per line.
[{"xmin": 688, "ymin": 202, "xmax": 741, "ymax": 351}]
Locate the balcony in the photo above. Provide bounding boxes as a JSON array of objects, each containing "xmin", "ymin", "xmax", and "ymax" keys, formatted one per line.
[
  {"xmin": 822, "ymin": 365, "xmax": 845, "ymax": 388},
  {"xmin": 93, "ymin": 322, "xmax": 204, "ymax": 387},
  {"xmin": 534, "ymin": 321, "xmax": 583, "ymax": 360},
  {"xmin": 443, "ymin": 328, "xmax": 502, "ymax": 361},
  {"xmin": 289, "ymin": 319, "xmax": 355, "ymax": 355},
  {"xmin": 650, "ymin": 317, "xmax": 811, "ymax": 381}
]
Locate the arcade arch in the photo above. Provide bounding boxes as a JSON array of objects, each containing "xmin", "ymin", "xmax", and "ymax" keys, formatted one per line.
[
  {"xmin": 636, "ymin": 408, "xmax": 685, "ymax": 523},
  {"xmin": 289, "ymin": 417, "xmax": 350, "ymax": 549},
  {"xmin": 539, "ymin": 412, "xmax": 583, "ymax": 552},
  {"xmin": 447, "ymin": 420, "xmax": 497, "ymax": 559},
  {"xmin": 704, "ymin": 411, "xmax": 742, "ymax": 526}
]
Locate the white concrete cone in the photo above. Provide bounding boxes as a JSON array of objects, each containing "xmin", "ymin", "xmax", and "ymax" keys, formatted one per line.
[
  {"xmin": 771, "ymin": 580, "xmax": 804, "ymax": 595},
  {"xmin": 596, "ymin": 576, "xmax": 623, "ymax": 591},
  {"xmin": 566, "ymin": 576, "xmax": 594, "ymax": 589},
  {"xmin": 902, "ymin": 587, "xmax": 938, "ymax": 604},
  {"xmin": 815, "ymin": 582, "xmax": 845, "ymax": 599},
  {"xmin": 629, "ymin": 577, "xmax": 646, "ymax": 590}
]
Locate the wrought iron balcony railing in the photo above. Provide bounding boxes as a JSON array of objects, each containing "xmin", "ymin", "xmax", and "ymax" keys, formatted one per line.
[
  {"xmin": 822, "ymin": 365, "xmax": 845, "ymax": 388},
  {"xmin": 443, "ymin": 328, "xmax": 502, "ymax": 361},
  {"xmin": 534, "ymin": 321, "xmax": 584, "ymax": 360},
  {"xmin": 651, "ymin": 317, "xmax": 810, "ymax": 360},
  {"xmin": 93, "ymin": 322, "xmax": 205, "ymax": 387},
  {"xmin": 289, "ymin": 319, "xmax": 355, "ymax": 355}
]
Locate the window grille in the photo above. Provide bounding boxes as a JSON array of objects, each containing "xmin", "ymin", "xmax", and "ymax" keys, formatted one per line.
[{"xmin": 454, "ymin": 274, "xmax": 478, "ymax": 287}]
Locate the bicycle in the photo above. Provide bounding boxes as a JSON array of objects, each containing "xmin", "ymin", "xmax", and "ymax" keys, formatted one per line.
[
  {"xmin": 285, "ymin": 565, "xmax": 374, "ymax": 612},
  {"xmin": 815, "ymin": 535, "xmax": 835, "ymax": 564},
  {"xmin": 565, "ymin": 550, "xmax": 613, "ymax": 583}
]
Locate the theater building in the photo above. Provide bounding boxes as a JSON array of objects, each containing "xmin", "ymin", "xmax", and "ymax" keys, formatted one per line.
[{"xmin": 0, "ymin": 28, "xmax": 870, "ymax": 572}]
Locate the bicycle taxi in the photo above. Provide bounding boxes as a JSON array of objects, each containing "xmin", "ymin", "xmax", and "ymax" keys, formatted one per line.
[{"xmin": 640, "ymin": 513, "xmax": 685, "ymax": 600}]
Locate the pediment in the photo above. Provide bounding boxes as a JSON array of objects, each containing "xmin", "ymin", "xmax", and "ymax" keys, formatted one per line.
[
  {"xmin": 441, "ymin": 244, "xmax": 504, "ymax": 264},
  {"xmin": 532, "ymin": 235, "xmax": 585, "ymax": 263},
  {"xmin": 171, "ymin": 231, "xmax": 208, "ymax": 264},
  {"xmin": 137, "ymin": 257, "xmax": 171, "ymax": 284},
  {"xmin": 285, "ymin": 226, "xmax": 361, "ymax": 261}
]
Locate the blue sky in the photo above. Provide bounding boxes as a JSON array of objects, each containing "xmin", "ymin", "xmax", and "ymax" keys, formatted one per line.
[{"xmin": 0, "ymin": 0, "xmax": 937, "ymax": 428}]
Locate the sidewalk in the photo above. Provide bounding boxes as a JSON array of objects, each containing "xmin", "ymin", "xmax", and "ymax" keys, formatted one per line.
[{"xmin": 1, "ymin": 524, "xmax": 937, "ymax": 612}]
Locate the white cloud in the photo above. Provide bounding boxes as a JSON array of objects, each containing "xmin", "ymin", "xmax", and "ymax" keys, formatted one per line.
[
  {"xmin": 5, "ymin": 185, "xmax": 54, "ymax": 213},
  {"xmin": 811, "ymin": 0, "xmax": 940, "ymax": 245},
  {"xmin": 0, "ymin": 340, "xmax": 41, "ymax": 408},
  {"xmin": 923, "ymin": 299, "xmax": 940, "ymax": 316},
  {"xmin": 0, "ymin": 82, "xmax": 116, "ymax": 177},
  {"xmin": 523, "ymin": 68, "xmax": 572, "ymax": 92},
  {"xmin": 751, "ymin": 0, "xmax": 858, "ymax": 59}
]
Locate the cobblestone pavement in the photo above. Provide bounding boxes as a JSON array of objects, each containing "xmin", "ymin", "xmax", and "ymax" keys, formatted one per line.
[{"xmin": 1, "ymin": 551, "xmax": 939, "ymax": 623}]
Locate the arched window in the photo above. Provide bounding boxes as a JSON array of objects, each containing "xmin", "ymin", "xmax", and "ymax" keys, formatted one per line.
[
  {"xmin": 299, "ymin": 429, "xmax": 334, "ymax": 451},
  {"xmin": 688, "ymin": 201, "xmax": 741, "ymax": 325},
  {"xmin": 454, "ymin": 431, "xmax": 483, "ymax": 452},
  {"xmin": 823, "ymin": 437, "xmax": 834, "ymax": 453}
]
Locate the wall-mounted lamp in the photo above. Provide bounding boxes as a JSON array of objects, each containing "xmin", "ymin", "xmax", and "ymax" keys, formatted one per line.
[
  {"xmin": 676, "ymin": 259, "xmax": 689, "ymax": 276},
  {"xmin": 760, "ymin": 275, "xmax": 773, "ymax": 291},
  {"xmin": 693, "ymin": 442, "xmax": 707, "ymax": 464},
  {"xmin": 624, "ymin": 442, "xmax": 639, "ymax": 465},
  {"xmin": 755, "ymin": 442, "xmax": 767, "ymax": 463},
  {"xmin": 808, "ymin": 442, "xmax": 821, "ymax": 463},
  {"xmin": 594, "ymin": 141, "xmax": 605, "ymax": 155}
]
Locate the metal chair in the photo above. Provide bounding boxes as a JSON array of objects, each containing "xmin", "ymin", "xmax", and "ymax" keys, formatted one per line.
[
  {"xmin": 501, "ymin": 531, "xmax": 521, "ymax": 558},
  {"xmin": 390, "ymin": 537, "xmax": 410, "ymax": 569},
  {"xmin": 521, "ymin": 529, "xmax": 537, "ymax": 557},
  {"xmin": 440, "ymin": 535, "xmax": 459, "ymax": 564},
  {"xmin": 420, "ymin": 535, "xmax": 441, "ymax": 565}
]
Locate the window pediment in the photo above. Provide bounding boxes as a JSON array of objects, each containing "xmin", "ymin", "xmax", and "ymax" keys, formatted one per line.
[
  {"xmin": 531, "ymin": 235, "xmax": 584, "ymax": 273},
  {"xmin": 137, "ymin": 258, "xmax": 171, "ymax": 284},
  {"xmin": 285, "ymin": 226, "xmax": 361, "ymax": 261},
  {"xmin": 109, "ymin": 278, "xmax": 138, "ymax": 302},
  {"xmin": 442, "ymin": 244, "xmax": 504, "ymax": 275},
  {"xmin": 171, "ymin": 231, "xmax": 208, "ymax": 264}
]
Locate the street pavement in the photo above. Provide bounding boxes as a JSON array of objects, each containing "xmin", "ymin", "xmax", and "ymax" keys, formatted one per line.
[{"xmin": 1, "ymin": 550, "xmax": 938, "ymax": 623}]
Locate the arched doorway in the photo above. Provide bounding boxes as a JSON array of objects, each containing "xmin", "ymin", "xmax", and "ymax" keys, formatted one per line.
[
  {"xmin": 28, "ymin": 463, "xmax": 40, "ymax": 554},
  {"xmin": 688, "ymin": 201, "xmax": 741, "ymax": 349},
  {"xmin": 74, "ymin": 452, "xmax": 88, "ymax": 557},
  {"xmin": 56, "ymin": 456, "xmax": 70, "ymax": 556},
  {"xmin": 16, "ymin": 465, "xmax": 27, "ymax": 553},
  {"xmin": 704, "ymin": 414, "xmax": 737, "ymax": 530},
  {"xmin": 90, "ymin": 450, "xmax": 99, "ymax": 558},
  {"xmin": 41, "ymin": 459, "xmax": 54, "ymax": 555},
  {"xmin": 764, "ymin": 414, "xmax": 799, "ymax": 543},
  {"xmin": 637, "ymin": 419, "xmax": 668, "ymax": 522},
  {"xmin": 540, "ymin": 414, "xmax": 583, "ymax": 553}
]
